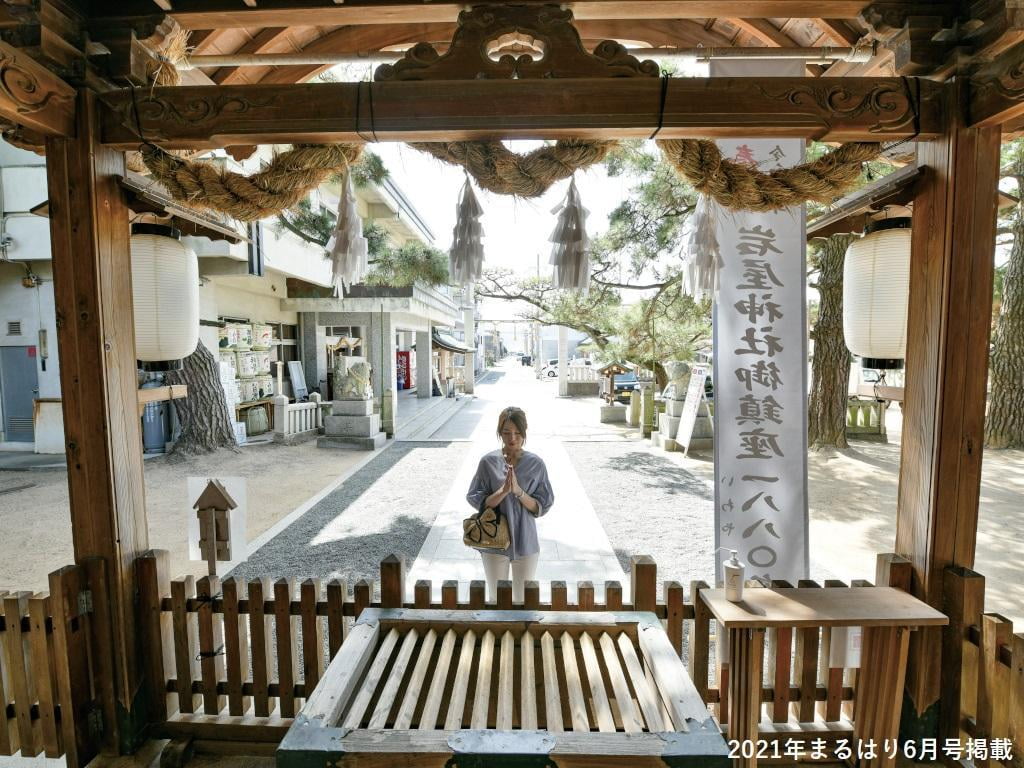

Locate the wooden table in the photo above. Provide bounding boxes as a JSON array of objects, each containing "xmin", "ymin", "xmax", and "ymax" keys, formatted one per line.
[
  {"xmin": 278, "ymin": 608, "xmax": 729, "ymax": 768},
  {"xmin": 700, "ymin": 587, "xmax": 948, "ymax": 768}
]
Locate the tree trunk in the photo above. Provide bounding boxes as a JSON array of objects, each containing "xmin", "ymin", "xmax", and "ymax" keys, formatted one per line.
[
  {"xmin": 165, "ymin": 340, "xmax": 238, "ymax": 454},
  {"xmin": 808, "ymin": 234, "xmax": 854, "ymax": 449},
  {"xmin": 986, "ymin": 194, "xmax": 1024, "ymax": 448}
]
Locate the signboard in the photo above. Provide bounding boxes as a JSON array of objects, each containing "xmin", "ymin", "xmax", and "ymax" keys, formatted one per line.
[
  {"xmin": 712, "ymin": 59, "xmax": 809, "ymax": 586},
  {"xmin": 674, "ymin": 364, "xmax": 709, "ymax": 456},
  {"xmin": 288, "ymin": 360, "xmax": 308, "ymax": 400}
]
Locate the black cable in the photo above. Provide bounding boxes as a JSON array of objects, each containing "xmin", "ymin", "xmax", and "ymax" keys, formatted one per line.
[
  {"xmin": 354, "ymin": 80, "xmax": 373, "ymax": 143},
  {"xmin": 367, "ymin": 79, "xmax": 379, "ymax": 142},
  {"xmin": 126, "ymin": 80, "xmax": 161, "ymax": 155},
  {"xmin": 648, "ymin": 73, "xmax": 671, "ymax": 141}
]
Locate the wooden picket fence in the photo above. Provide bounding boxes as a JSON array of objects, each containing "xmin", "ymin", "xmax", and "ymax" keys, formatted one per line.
[
  {"xmin": 1, "ymin": 559, "xmax": 109, "ymax": 768},
  {"xmin": 4, "ymin": 552, "xmax": 1022, "ymax": 765},
  {"xmin": 134, "ymin": 551, "xmax": 920, "ymax": 756},
  {"xmin": 941, "ymin": 566, "xmax": 1024, "ymax": 768}
]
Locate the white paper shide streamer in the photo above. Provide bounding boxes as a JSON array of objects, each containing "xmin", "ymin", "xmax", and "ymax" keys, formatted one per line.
[
  {"xmin": 325, "ymin": 172, "xmax": 369, "ymax": 294},
  {"xmin": 549, "ymin": 178, "xmax": 590, "ymax": 292},
  {"xmin": 680, "ymin": 193, "xmax": 724, "ymax": 300},
  {"xmin": 449, "ymin": 178, "xmax": 485, "ymax": 286}
]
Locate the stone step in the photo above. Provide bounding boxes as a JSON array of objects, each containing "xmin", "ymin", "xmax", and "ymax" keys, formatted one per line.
[
  {"xmin": 317, "ymin": 433, "xmax": 387, "ymax": 451},
  {"xmin": 395, "ymin": 395, "xmax": 471, "ymax": 441},
  {"xmin": 323, "ymin": 413, "xmax": 380, "ymax": 436}
]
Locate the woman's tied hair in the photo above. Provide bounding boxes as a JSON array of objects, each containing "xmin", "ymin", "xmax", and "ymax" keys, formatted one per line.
[{"xmin": 497, "ymin": 406, "xmax": 528, "ymax": 441}]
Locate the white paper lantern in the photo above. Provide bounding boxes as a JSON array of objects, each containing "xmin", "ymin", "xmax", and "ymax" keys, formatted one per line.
[
  {"xmin": 131, "ymin": 224, "xmax": 199, "ymax": 369},
  {"xmin": 842, "ymin": 218, "xmax": 911, "ymax": 367}
]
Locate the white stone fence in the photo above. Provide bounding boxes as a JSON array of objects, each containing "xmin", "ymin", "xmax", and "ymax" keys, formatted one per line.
[
  {"xmin": 567, "ymin": 365, "xmax": 598, "ymax": 382},
  {"xmin": 273, "ymin": 392, "xmax": 323, "ymax": 443}
]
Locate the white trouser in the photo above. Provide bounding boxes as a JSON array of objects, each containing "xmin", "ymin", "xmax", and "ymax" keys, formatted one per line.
[{"xmin": 479, "ymin": 552, "xmax": 539, "ymax": 604}]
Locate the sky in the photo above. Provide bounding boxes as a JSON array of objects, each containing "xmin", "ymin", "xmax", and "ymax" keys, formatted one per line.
[
  {"xmin": 328, "ymin": 59, "xmax": 706, "ymax": 327},
  {"xmin": 372, "ymin": 141, "xmax": 634, "ymax": 322}
]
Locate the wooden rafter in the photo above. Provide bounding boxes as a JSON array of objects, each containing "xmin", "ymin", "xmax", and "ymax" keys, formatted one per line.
[
  {"xmin": 729, "ymin": 18, "xmax": 795, "ymax": 47},
  {"xmin": 98, "ymin": 76, "xmax": 940, "ymax": 149},
  {"xmin": 245, "ymin": 18, "xmax": 738, "ymax": 85},
  {"xmin": 815, "ymin": 18, "xmax": 861, "ymax": 45},
  {"xmin": 213, "ymin": 27, "xmax": 294, "ymax": 84},
  {"xmin": 95, "ymin": 1, "xmax": 875, "ymax": 31}
]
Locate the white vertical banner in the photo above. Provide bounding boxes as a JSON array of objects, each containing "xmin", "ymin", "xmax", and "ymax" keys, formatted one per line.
[{"xmin": 712, "ymin": 60, "xmax": 809, "ymax": 585}]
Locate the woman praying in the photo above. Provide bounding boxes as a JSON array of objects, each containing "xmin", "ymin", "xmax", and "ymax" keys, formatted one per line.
[{"xmin": 466, "ymin": 406, "xmax": 555, "ymax": 603}]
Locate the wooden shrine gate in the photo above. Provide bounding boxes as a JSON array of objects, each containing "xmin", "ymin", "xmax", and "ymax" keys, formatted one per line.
[{"xmin": 1, "ymin": 1, "xmax": 1023, "ymax": 762}]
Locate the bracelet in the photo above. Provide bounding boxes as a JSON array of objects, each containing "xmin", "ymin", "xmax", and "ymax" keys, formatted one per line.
[{"xmin": 515, "ymin": 490, "xmax": 525, "ymax": 500}]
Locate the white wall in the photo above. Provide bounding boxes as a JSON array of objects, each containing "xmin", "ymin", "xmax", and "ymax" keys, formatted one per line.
[
  {"xmin": 0, "ymin": 261, "xmax": 62, "ymax": 449},
  {"xmin": 198, "ymin": 273, "xmax": 299, "ymax": 352}
]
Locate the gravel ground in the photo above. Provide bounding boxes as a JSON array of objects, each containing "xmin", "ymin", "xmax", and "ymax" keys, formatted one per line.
[
  {"xmin": 563, "ymin": 439, "xmax": 717, "ymax": 591},
  {"xmin": 227, "ymin": 441, "xmax": 471, "ymax": 586}
]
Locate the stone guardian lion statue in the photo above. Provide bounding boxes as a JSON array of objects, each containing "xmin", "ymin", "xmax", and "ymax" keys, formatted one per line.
[{"xmin": 333, "ymin": 360, "xmax": 373, "ymax": 400}]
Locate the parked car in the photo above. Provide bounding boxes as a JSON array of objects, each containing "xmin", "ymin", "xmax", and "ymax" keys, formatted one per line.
[
  {"xmin": 612, "ymin": 371, "xmax": 639, "ymax": 402},
  {"xmin": 541, "ymin": 358, "xmax": 591, "ymax": 378}
]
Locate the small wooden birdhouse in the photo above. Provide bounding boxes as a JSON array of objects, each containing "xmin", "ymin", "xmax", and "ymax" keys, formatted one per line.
[{"xmin": 193, "ymin": 479, "xmax": 237, "ymax": 574}]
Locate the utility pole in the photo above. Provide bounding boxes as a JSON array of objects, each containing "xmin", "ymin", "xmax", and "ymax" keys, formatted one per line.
[{"xmin": 534, "ymin": 251, "xmax": 543, "ymax": 374}]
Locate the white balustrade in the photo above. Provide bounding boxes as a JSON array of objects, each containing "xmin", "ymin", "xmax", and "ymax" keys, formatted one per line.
[
  {"xmin": 274, "ymin": 392, "xmax": 323, "ymax": 441},
  {"xmin": 567, "ymin": 365, "xmax": 598, "ymax": 382}
]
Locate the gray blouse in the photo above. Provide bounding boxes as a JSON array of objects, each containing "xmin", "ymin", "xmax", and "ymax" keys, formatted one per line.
[{"xmin": 466, "ymin": 449, "xmax": 555, "ymax": 560}]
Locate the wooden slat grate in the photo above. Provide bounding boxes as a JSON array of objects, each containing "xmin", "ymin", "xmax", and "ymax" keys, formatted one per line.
[{"xmin": 335, "ymin": 621, "xmax": 680, "ymax": 733}]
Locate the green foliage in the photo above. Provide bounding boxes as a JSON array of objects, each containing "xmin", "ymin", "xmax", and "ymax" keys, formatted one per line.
[
  {"xmin": 601, "ymin": 288, "xmax": 712, "ymax": 371},
  {"xmin": 364, "ymin": 240, "xmax": 450, "ymax": 288},
  {"xmin": 595, "ymin": 141, "xmax": 696, "ymax": 277},
  {"xmin": 348, "ymin": 151, "xmax": 388, "ymax": 188},
  {"xmin": 273, "ymin": 153, "xmax": 447, "ymax": 288},
  {"xmin": 476, "ymin": 139, "xmax": 712, "ymax": 374},
  {"xmin": 275, "ymin": 197, "xmax": 331, "ymax": 247}
]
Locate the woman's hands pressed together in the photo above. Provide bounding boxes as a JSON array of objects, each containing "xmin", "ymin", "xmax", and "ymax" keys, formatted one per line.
[{"xmin": 484, "ymin": 463, "xmax": 540, "ymax": 515}]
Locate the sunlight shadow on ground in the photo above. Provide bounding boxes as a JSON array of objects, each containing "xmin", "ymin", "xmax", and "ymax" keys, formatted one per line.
[{"xmin": 228, "ymin": 441, "xmax": 469, "ymax": 586}]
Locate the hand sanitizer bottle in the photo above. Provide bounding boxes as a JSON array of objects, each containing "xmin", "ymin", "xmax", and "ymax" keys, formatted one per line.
[{"xmin": 724, "ymin": 550, "xmax": 745, "ymax": 602}]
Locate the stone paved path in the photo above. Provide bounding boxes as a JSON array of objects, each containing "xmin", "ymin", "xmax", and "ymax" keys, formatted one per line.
[{"xmin": 406, "ymin": 362, "xmax": 630, "ymax": 601}]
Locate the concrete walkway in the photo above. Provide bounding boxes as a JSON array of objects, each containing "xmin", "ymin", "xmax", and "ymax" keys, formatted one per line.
[{"xmin": 406, "ymin": 362, "xmax": 630, "ymax": 601}]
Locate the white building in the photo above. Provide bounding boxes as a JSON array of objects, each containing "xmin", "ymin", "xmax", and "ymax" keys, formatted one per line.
[{"xmin": 0, "ymin": 140, "xmax": 461, "ymax": 451}]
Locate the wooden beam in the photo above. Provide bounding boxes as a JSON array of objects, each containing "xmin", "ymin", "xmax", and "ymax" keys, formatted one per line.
[
  {"xmin": 213, "ymin": 27, "xmax": 293, "ymax": 85},
  {"xmin": 45, "ymin": 89, "xmax": 150, "ymax": 752},
  {"xmin": 99, "ymin": 76, "xmax": 941, "ymax": 149},
  {"xmin": 252, "ymin": 22, "xmax": 459, "ymax": 85},
  {"xmin": 729, "ymin": 18, "xmax": 795, "ymax": 46},
  {"xmin": 0, "ymin": 39, "xmax": 75, "ymax": 137},
  {"xmin": 574, "ymin": 18, "xmax": 735, "ymax": 48},
  {"xmin": 961, "ymin": 0, "xmax": 1024, "ymax": 62},
  {"xmin": 896, "ymin": 77, "xmax": 999, "ymax": 719},
  {"xmin": 96, "ymin": 1, "xmax": 875, "ymax": 29},
  {"xmin": 970, "ymin": 40, "xmax": 1024, "ymax": 127},
  {"xmin": 816, "ymin": 18, "xmax": 862, "ymax": 45}
]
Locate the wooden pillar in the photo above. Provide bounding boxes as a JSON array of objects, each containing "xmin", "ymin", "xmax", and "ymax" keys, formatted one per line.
[
  {"xmin": 896, "ymin": 77, "xmax": 999, "ymax": 722},
  {"xmin": 45, "ymin": 89, "xmax": 149, "ymax": 751}
]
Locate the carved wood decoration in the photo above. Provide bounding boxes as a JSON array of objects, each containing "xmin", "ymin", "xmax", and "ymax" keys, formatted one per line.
[
  {"xmin": 374, "ymin": 4, "xmax": 658, "ymax": 81},
  {"xmin": 0, "ymin": 40, "xmax": 76, "ymax": 137},
  {"xmin": 98, "ymin": 77, "xmax": 941, "ymax": 149},
  {"xmin": 970, "ymin": 39, "xmax": 1024, "ymax": 127}
]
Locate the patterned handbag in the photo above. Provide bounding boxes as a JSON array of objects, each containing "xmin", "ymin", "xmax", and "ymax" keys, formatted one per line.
[{"xmin": 462, "ymin": 507, "xmax": 510, "ymax": 550}]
